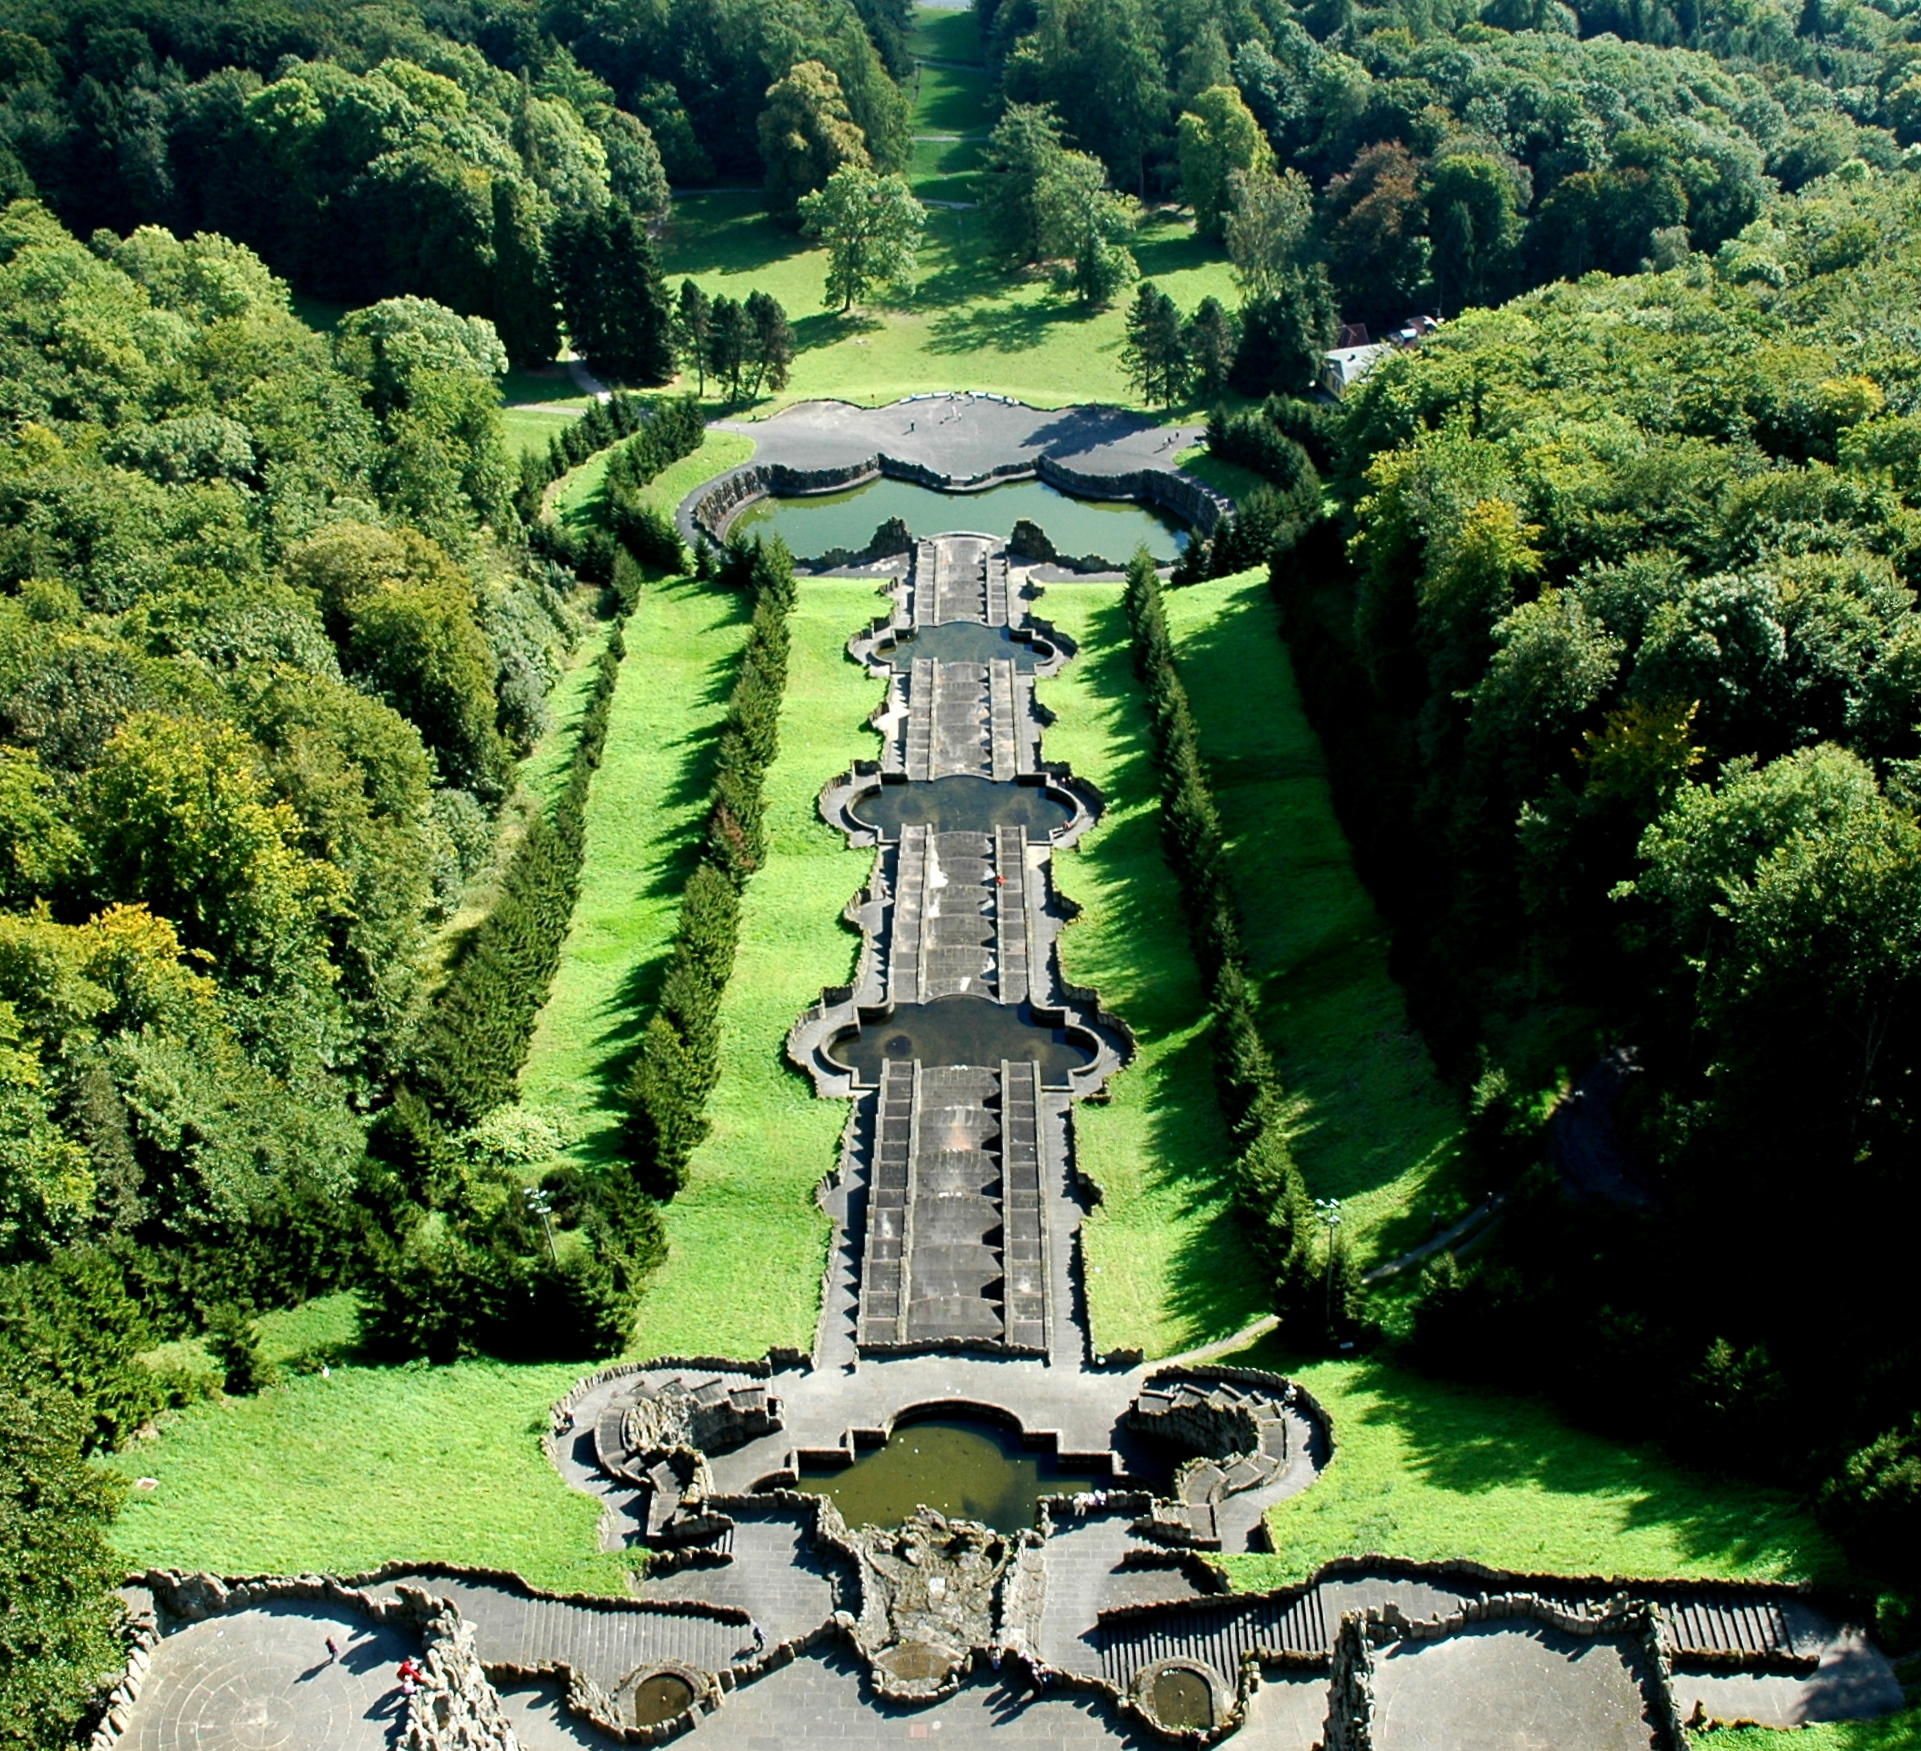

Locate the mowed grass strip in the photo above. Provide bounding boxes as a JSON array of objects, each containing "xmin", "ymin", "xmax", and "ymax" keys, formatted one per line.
[
  {"xmin": 1163, "ymin": 570, "xmax": 1470, "ymax": 1266},
  {"xmin": 660, "ymin": 195, "xmax": 1237, "ymax": 413},
  {"xmin": 518, "ymin": 574, "xmax": 753, "ymax": 1162},
  {"xmin": 1215, "ymin": 1335, "xmax": 1840, "ymax": 1590},
  {"xmin": 103, "ymin": 1360, "xmax": 627, "ymax": 1595},
  {"xmin": 624, "ymin": 577, "xmax": 883, "ymax": 1359},
  {"xmin": 1696, "ymin": 1714, "xmax": 1921, "ymax": 1749},
  {"xmin": 1036, "ymin": 580, "xmax": 1268, "ymax": 1360}
]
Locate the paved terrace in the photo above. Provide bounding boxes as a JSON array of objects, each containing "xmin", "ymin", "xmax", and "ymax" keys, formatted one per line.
[{"xmin": 716, "ymin": 398, "xmax": 1207, "ymax": 486}]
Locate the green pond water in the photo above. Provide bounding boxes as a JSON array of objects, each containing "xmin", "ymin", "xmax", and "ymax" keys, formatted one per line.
[
  {"xmin": 731, "ymin": 476, "xmax": 1187, "ymax": 561},
  {"xmin": 795, "ymin": 1416, "xmax": 1109, "ymax": 1533}
]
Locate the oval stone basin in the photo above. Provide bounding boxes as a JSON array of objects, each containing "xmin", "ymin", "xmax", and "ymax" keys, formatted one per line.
[
  {"xmin": 877, "ymin": 622, "xmax": 1056, "ymax": 672},
  {"xmin": 851, "ymin": 774, "xmax": 1075, "ymax": 840},
  {"xmin": 826, "ymin": 996, "xmax": 1095, "ymax": 1084}
]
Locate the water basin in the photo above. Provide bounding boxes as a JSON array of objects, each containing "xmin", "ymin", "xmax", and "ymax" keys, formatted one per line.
[
  {"xmin": 1150, "ymin": 1667, "xmax": 1215, "ymax": 1730},
  {"xmin": 796, "ymin": 1416, "xmax": 1109, "ymax": 1532},
  {"xmin": 876, "ymin": 622, "xmax": 1056, "ymax": 671},
  {"xmin": 732, "ymin": 476, "xmax": 1186, "ymax": 561},
  {"xmin": 851, "ymin": 775, "xmax": 1075, "ymax": 840},
  {"xmin": 630, "ymin": 1672, "xmax": 695, "ymax": 1727},
  {"xmin": 827, "ymin": 996, "xmax": 1095, "ymax": 1084}
]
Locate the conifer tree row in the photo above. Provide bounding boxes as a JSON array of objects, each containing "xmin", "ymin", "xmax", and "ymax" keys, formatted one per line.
[
  {"xmin": 623, "ymin": 537, "xmax": 800, "ymax": 1197},
  {"xmin": 1121, "ymin": 551, "xmax": 1319, "ymax": 1316}
]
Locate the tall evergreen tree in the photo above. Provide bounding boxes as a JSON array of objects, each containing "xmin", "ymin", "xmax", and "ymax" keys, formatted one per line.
[
  {"xmin": 675, "ymin": 279, "xmax": 712, "ymax": 395},
  {"xmin": 706, "ymin": 295, "xmax": 752, "ymax": 401},
  {"xmin": 551, "ymin": 205, "xmax": 674, "ymax": 385},
  {"xmin": 1123, "ymin": 282, "xmax": 1188, "ymax": 406},
  {"xmin": 746, "ymin": 291, "xmax": 796, "ymax": 394}
]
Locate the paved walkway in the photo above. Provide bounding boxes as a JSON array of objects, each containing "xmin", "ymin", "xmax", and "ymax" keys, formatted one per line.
[
  {"xmin": 125, "ymin": 1603, "xmax": 414, "ymax": 1751},
  {"xmin": 714, "ymin": 399, "xmax": 1206, "ymax": 484},
  {"xmin": 1371, "ymin": 1624, "xmax": 1654, "ymax": 1751}
]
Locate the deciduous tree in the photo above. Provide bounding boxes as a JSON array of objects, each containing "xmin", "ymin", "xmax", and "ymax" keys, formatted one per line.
[{"xmin": 798, "ymin": 165, "xmax": 924, "ymax": 313}]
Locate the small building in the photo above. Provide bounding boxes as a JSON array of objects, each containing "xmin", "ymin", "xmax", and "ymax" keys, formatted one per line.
[
  {"xmin": 1318, "ymin": 314, "xmax": 1441, "ymax": 397},
  {"xmin": 1318, "ymin": 341, "xmax": 1392, "ymax": 397}
]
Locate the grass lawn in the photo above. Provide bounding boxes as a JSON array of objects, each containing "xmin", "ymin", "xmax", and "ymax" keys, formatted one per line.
[
  {"xmin": 1212, "ymin": 1334, "xmax": 1840, "ymax": 1591},
  {"xmin": 552, "ymin": 427, "xmax": 757, "ymax": 532},
  {"xmin": 1697, "ymin": 1716, "xmax": 1921, "ymax": 1749},
  {"xmin": 1036, "ymin": 580, "xmax": 1269, "ymax": 1359},
  {"xmin": 103, "ymin": 1359, "xmax": 627, "ymax": 1595},
  {"xmin": 518, "ymin": 573, "xmax": 752, "ymax": 1164},
  {"xmin": 622, "ymin": 577, "xmax": 883, "ymax": 1358},
  {"xmin": 505, "ymin": 405, "xmax": 580, "ymax": 457},
  {"xmin": 912, "ymin": 4, "xmax": 984, "ymax": 67},
  {"xmin": 1163, "ymin": 570, "xmax": 1471, "ymax": 1268},
  {"xmin": 659, "ymin": 195, "xmax": 1236, "ymax": 413}
]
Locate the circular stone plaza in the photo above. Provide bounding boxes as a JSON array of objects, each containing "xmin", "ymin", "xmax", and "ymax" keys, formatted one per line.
[{"xmin": 101, "ymin": 401, "xmax": 1904, "ymax": 1751}]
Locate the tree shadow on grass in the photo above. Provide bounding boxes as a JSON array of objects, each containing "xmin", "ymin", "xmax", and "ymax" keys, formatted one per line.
[
  {"xmin": 925, "ymin": 297, "xmax": 1092, "ymax": 358},
  {"xmin": 1132, "ymin": 225, "xmax": 1219, "ymax": 282},
  {"xmin": 1065, "ymin": 593, "xmax": 1269, "ymax": 1348},
  {"xmin": 1231, "ymin": 1334, "xmax": 1834, "ymax": 1582},
  {"xmin": 1174, "ymin": 591, "xmax": 1469, "ymax": 1261},
  {"xmin": 662, "ymin": 195, "xmax": 798, "ymax": 278}
]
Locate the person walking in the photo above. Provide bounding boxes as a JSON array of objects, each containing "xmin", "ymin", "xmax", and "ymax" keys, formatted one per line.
[{"xmin": 325, "ymin": 1635, "xmax": 340, "ymax": 1663}]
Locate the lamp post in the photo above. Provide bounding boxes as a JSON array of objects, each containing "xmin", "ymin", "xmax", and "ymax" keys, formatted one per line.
[
  {"xmin": 1315, "ymin": 1197, "xmax": 1343, "ymax": 1335},
  {"xmin": 525, "ymin": 1186, "xmax": 558, "ymax": 1267}
]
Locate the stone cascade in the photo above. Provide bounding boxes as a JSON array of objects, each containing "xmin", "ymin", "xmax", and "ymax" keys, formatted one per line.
[
  {"xmin": 1126, "ymin": 1372, "xmax": 1301, "ymax": 1548},
  {"xmin": 792, "ymin": 534, "xmax": 1131, "ymax": 1358}
]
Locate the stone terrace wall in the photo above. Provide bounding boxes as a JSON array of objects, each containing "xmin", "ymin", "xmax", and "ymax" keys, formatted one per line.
[{"xmin": 683, "ymin": 453, "xmax": 1232, "ymax": 550}]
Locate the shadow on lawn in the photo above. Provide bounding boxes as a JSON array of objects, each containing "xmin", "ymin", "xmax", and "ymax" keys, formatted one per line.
[
  {"xmin": 1066, "ymin": 594, "xmax": 1269, "ymax": 1346},
  {"xmin": 1174, "ymin": 589, "xmax": 1469, "ymax": 1261},
  {"xmin": 560, "ymin": 582, "xmax": 754, "ymax": 1160},
  {"xmin": 925, "ymin": 297, "xmax": 1091, "ymax": 357},
  {"xmin": 663, "ymin": 195, "xmax": 798, "ymax": 277},
  {"xmin": 1231, "ymin": 1334, "xmax": 1834, "ymax": 1581}
]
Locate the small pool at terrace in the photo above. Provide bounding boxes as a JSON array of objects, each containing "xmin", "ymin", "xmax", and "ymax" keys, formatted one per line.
[
  {"xmin": 795, "ymin": 1415, "xmax": 1112, "ymax": 1533},
  {"xmin": 730, "ymin": 476, "xmax": 1187, "ymax": 562}
]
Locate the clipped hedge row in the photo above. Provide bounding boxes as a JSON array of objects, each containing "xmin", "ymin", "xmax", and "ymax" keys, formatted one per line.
[
  {"xmin": 1122, "ymin": 552, "xmax": 1316, "ymax": 1307},
  {"xmin": 622, "ymin": 536, "xmax": 799, "ymax": 1196},
  {"xmin": 513, "ymin": 388, "xmax": 655, "ymax": 523},
  {"xmin": 412, "ymin": 553, "xmax": 640, "ymax": 1126},
  {"xmin": 523, "ymin": 393, "xmax": 706, "ymax": 584},
  {"xmin": 605, "ymin": 395, "xmax": 705, "ymax": 572}
]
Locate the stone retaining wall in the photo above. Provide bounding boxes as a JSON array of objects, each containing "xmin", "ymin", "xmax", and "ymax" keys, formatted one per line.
[{"xmin": 684, "ymin": 452, "xmax": 1232, "ymax": 552}]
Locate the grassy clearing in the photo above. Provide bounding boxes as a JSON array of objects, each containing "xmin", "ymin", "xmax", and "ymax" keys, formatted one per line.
[
  {"xmin": 1212, "ymin": 1333, "xmax": 1840, "ymax": 1591},
  {"xmin": 103, "ymin": 1360, "xmax": 626, "ymax": 1594},
  {"xmin": 1163, "ymin": 570, "xmax": 1470, "ymax": 1268},
  {"xmin": 660, "ymin": 195, "xmax": 1236, "ymax": 413},
  {"xmin": 911, "ymin": 5, "xmax": 983, "ymax": 65},
  {"xmin": 505, "ymin": 405, "xmax": 579, "ymax": 457},
  {"xmin": 1697, "ymin": 1715, "xmax": 1921, "ymax": 1750},
  {"xmin": 501, "ymin": 365, "xmax": 590, "ymax": 408},
  {"xmin": 911, "ymin": 61, "xmax": 991, "ymax": 141},
  {"xmin": 518, "ymin": 574, "xmax": 752, "ymax": 1163},
  {"xmin": 1037, "ymin": 579, "xmax": 1269, "ymax": 1360},
  {"xmin": 622, "ymin": 578, "xmax": 882, "ymax": 1359}
]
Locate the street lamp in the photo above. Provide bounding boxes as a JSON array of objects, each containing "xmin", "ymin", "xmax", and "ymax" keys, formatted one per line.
[
  {"xmin": 1315, "ymin": 1197, "xmax": 1343, "ymax": 1334},
  {"xmin": 525, "ymin": 1186, "xmax": 558, "ymax": 1266}
]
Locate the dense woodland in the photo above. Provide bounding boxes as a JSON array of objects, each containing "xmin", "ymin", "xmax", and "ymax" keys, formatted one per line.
[
  {"xmin": 7, "ymin": 0, "xmax": 1921, "ymax": 1738},
  {"xmin": 1296, "ymin": 162, "xmax": 1921, "ymax": 1625}
]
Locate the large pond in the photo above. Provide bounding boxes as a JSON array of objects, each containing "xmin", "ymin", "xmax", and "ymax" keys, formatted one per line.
[
  {"xmin": 730, "ymin": 476, "xmax": 1187, "ymax": 562},
  {"xmin": 795, "ymin": 1415, "xmax": 1111, "ymax": 1532}
]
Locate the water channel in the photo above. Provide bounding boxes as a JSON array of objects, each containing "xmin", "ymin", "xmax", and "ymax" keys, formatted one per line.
[{"xmin": 731, "ymin": 476, "xmax": 1187, "ymax": 561}]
